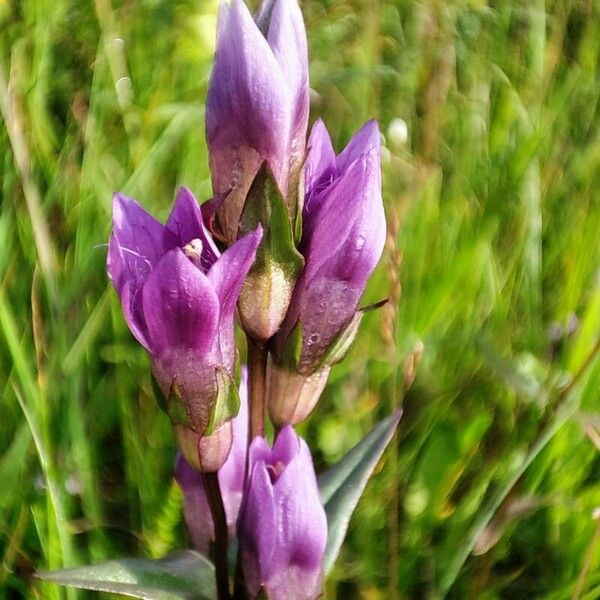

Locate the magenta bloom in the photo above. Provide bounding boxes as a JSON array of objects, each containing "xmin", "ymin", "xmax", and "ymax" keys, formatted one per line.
[
  {"xmin": 237, "ymin": 426, "xmax": 327, "ymax": 600},
  {"xmin": 107, "ymin": 187, "xmax": 261, "ymax": 468},
  {"xmin": 206, "ymin": 0, "xmax": 309, "ymax": 242},
  {"xmin": 278, "ymin": 119, "xmax": 386, "ymax": 372},
  {"xmin": 174, "ymin": 368, "xmax": 248, "ymax": 554}
]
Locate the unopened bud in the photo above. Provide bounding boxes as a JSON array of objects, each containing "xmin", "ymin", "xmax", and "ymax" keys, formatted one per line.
[
  {"xmin": 175, "ymin": 421, "xmax": 233, "ymax": 473},
  {"xmin": 238, "ymin": 427, "xmax": 326, "ymax": 600},
  {"xmin": 268, "ymin": 361, "xmax": 330, "ymax": 428}
]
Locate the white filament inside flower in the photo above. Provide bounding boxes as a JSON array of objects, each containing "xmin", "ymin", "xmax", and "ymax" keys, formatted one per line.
[{"xmin": 182, "ymin": 238, "xmax": 203, "ymax": 268}]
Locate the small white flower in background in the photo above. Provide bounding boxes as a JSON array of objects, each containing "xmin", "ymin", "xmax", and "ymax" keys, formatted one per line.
[{"xmin": 387, "ymin": 117, "xmax": 408, "ymax": 148}]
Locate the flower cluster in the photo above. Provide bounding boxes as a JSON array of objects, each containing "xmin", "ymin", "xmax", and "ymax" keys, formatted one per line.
[{"xmin": 107, "ymin": 0, "xmax": 386, "ymax": 598}]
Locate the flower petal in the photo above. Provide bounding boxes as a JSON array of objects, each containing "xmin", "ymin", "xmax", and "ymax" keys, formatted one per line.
[
  {"xmin": 206, "ymin": 0, "xmax": 292, "ymax": 195},
  {"xmin": 174, "ymin": 454, "xmax": 213, "ymax": 555},
  {"xmin": 335, "ymin": 119, "xmax": 381, "ymax": 174},
  {"xmin": 265, "ymin": 437, "xmax": 326, "ymax": 599},
  {"xmin": 247, "ymin": 434, "xmax": 273, "ymax": 469},
  {"xmin": 302, "ymin": 152, "xmax": 378, "ymax": 281},
  {"xmin": 294, "ymin": 142, "xmax": 384, "ymax": 369},
  {"xmin": 141, "ymin": 248, "xmax": 220, "ymax": 357},
  {"xmin": 266, "ymin": 0, "xmax": 309, "ymax": 169},
  {"xmin": 271, "ymin": 424, "xmax": 301, "ymax": 468},
  {"xmin": 166, "ymin": 187, "xmax": 220, "ymax": 269},
  {"xmin": 254, "ymin": 0, "xmax": 275, "ymax": 34},
  {"xmin": 107, "ymin": 193, "xmax": 177, "ymax": 349},
  {"xmin": 238, "ymin": 429, "xmax": 326, "ymax": 600},
  {"xmin": 304, "ymin": 119, "xmax": 337, "ymax": 203},
  {"xmin": 238, "ymin": 460, "xmax": 277, "ymax": 598},
  {"xmin": 215, "ymin": 0, "xmax": 229, "ymax": 41}
]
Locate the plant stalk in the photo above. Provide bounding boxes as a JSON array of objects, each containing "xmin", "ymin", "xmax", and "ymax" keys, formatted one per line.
[
  {"xmin": 247, "ymin": 335, "xmax": 268, "ymax": 440},
  {"xmin": 232, "ymin": 554, "xmax": 246, "ymax": 600},
  {"xmin": 232, "ymin": 336, "xmax": 268, "ymax": 599},
  {"xmin": 203, "ymin": 471, "xmax": 231, "ymax": 600}
]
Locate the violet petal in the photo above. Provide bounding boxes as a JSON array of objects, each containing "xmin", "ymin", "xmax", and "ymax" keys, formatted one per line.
[
  {"xmin": 206, "ymin": 0, "xmax": 292, "ymax": 194},
  {"xmin": 107, "ymin": 192, "xmax": 177, "ymax": 349},
  {"xmin": 304, "ymin": 119, "xmax": 337, "ymax": 206},
  {"xmin": 166, "ymin": 187, "xmax": 220, "ymax": 269},
  {"xmin": 266, "ymin": 0, "xmax": 309, "ymax": 169},
  {"xmin": 141, "ymin": 248, "xmax": 220, "ymax": 357}
]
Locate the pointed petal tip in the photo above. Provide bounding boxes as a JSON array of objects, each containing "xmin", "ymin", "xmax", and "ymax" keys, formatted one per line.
[
  {"xmin": 226, "ymin": 0, "xmax": 255, "ymax": 31},
  {"xmin": 111, "ymin": 191, "xmax": 134, "ymax": 218},
  {"xmin": 111, "ymin": 190, "xmax": 129, "ymax": 204},
  {"xmin": 308, "ymin": 118, "xmax": 331, "ymax": 144},
  {"xmin": 357, "ymin": 118, "xmax": 382, "ymax": 148},
  {"xmin": 171, "ymin": 186, "xmax": 201, "ymax": 217},
  {"xmin": 272, "ymin": 425, "xmax": 301, "ymax": 465},
  {"xmin": 171, "ymin": 186, "xmax": 200, "ymax": 217},
  {"xmin": 110, "ymin": 191, "xmax": 161, "ymax": 233},
  {"xmin": 253, "ymin": 223, "xmax": 264, "ymax": 240},
  {"xmin": 176, "ymin": 185, "xmax": 196, "ymax": 200}
]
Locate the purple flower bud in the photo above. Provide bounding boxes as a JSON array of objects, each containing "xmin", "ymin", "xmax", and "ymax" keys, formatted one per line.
[
  {"xmin": 238, "ymin": 426, "xmax": 327, "ymax": 600},
  {"xmin": 270, "ymin": 119, "xmax": 386, "ymax": 426},
  {"xmin": 107, "ymin": 187, "xmax": 262, "ymax": 468},
  {"xmin": 294, "ymin": 119, "xmax": 386, "ymax": 367},
  {"xmin": 174, "ymin": 368, "xmax": 248, "ymax": 554},
  {"xmin": 206, "ymin": 0, "xmax": 309, "ymax": 244}
]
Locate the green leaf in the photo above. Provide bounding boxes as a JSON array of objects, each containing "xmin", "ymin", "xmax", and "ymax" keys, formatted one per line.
[
  {"xmin": 318, "ymin": 411, "xmax": 402, "ymax": 574},
  {"xmin": 36, "ymin": 550, "xmax": 216, "ymax": 600}
]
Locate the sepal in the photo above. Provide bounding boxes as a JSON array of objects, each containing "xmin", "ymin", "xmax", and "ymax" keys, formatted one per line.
[
  {"xmin": 205, "ymin": 367, "xmax": 241, "ymax": 436},
  {"xmin": 319, "ymin": 299, "xmax": 388, "ymax": 369},
  {"xmin": 151, "ymin": 375, "xmax": 193, "ymax": 429},
  {"xmin": 238, "ymin": 163, "xmax": 304, "ymax": 341}
]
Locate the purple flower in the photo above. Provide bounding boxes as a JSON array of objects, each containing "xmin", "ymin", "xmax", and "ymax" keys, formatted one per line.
[
  {"xmin": 206, "ymin": 0, "xmax": 309, "ymax": 244},
  {"xmin": 270, "ymin": 119, "xmax": 386, "ymax": 426},
  {"xmin": 237, "ymin": 426, "xmax": 327, "ymax": 600},
  {"xmin": 107, "ymin": 187, "xmax": 262, "ymax": 469},
  {"xmin": 174, "ymin": 368, "xmax": 248, "ymax": 554}
]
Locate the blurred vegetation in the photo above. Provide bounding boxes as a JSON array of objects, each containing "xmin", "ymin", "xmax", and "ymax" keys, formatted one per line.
[{"xmin": 1, "ymin": 0, "xmax": 600, "ymax": 598}]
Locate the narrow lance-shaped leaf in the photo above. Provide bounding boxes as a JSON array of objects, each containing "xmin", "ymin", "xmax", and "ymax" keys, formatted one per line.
[
  {"xmin": 36, "ymin": 551, "xmax": 216, "ymax": 600},
  {"xmin": 318, "ymin": 411, "xmax": 402, "ymax": 574}
]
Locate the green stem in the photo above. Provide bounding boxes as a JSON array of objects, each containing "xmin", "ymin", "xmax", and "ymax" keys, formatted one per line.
[{"xmin": 203, "ymin": 472, "xmax": 230, "ymax": 600}]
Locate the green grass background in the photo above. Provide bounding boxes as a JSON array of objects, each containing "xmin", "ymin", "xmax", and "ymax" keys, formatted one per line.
[{"xmin": 2, "ymin": 0, "xmax": 600, "ymax": 597}]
